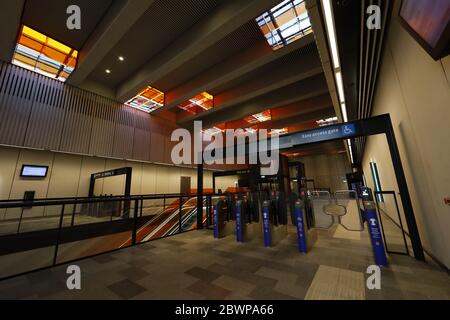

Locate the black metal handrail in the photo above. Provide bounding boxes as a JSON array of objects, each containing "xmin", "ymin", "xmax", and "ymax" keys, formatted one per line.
[
  {"xmin": 0, "ymin": 193, "xmax": 213, "ymax": 281},
  {"xmin": 0, "ymin": 192, "xmax": 214, "ymax": 205},
  {"xmin": 0, "ymin": 193, "xmax": 216, "ymax": 209}
]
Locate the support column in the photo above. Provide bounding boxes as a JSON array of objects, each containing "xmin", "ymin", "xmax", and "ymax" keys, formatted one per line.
[{"xmin": 197, "ymin": 163, "xmax": 204, "ymax": 230}]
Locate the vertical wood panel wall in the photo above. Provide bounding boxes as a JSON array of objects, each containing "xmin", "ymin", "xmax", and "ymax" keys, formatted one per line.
[{"xmin": 0, "ymin": 62, "xmax": 176, "ymax": 164}]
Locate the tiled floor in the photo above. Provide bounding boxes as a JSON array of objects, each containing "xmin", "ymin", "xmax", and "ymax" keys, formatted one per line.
[{"xmin": 0, "ymin": 225, "xmax": 448, "ymax": 300}]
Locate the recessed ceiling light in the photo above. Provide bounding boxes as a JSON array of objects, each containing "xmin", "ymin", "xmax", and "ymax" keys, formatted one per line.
[
  {"xmin": 105, "ymin": 69, "xmax": 111, "ymax": 74},
  {"xmin": 118, "ymin": 56, "xmax": 125, "ymax": 62}
]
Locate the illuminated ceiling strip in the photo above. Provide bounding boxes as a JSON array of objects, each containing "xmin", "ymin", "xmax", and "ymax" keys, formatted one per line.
[
  {"xmin": 347, "ymin": 139, "xmax": 354, "ymax": 163},
  {"xmin": 321, "ymin": 0, "xmax": 349, "ymax": 127},
  {"xmin": 321, "ymin": 0, "xmax": 340, "ymax": 69},
  {"xmin": 335, "ymin": 71, "xmax": 345, "ymax": 103}
]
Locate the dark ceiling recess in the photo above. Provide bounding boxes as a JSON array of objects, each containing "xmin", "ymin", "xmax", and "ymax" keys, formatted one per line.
[
  {"xmin": 22, "ymin": 0, "xmax": 114, "ymax": 50},
  {"xmin": 333, "ymin": 0, "xmax": 361, "ymax": 122},
  {"xmin": 333, "ymin": 0, "xmax": 392, "ymax": 165},
  {"xmin": 89, "ymin": 0, "xmax": 224, "ymax": 88},
  {"xmin": 153, "ymin": 20, "xmax": 264, "ymax": 93}
]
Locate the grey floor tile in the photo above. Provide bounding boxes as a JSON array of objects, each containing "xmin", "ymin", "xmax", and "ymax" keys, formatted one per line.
[
  {"xmin": 185, "ymin": 267, "xmax": 221, "ymax": 282},
  {"xmin": 108, "ymin": 279, "xmax": 147, "ymax": 300},
  {"xmin": 187, "ymin": 280, "xmax": 232, "ymax": 300}
]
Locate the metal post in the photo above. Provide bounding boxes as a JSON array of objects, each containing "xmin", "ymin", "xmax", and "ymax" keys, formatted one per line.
[
  {"xmin": 53, "ymin": 204, "xmax": 65, "ymax": 265},
  {"xmin": 197, "ymin": 163, "xmax": 204, "ymax": 230},
  {"xmin": 71, "ymin": 201, "xmax": 77, "ymax": 227},
  {"xmin": 179, "ymin": 196, "xmax": 183, "ymax": 233},
  {"xmin": 17, "ymin": 208, "xmax": 24, "ymax": 234},
  {"xmin": 236, "ymin": 200, "xmax": 243, "ymax": 242},
  {"xmin": 131, "ymin": 199, "xmax": 138, "ymax": 246}
]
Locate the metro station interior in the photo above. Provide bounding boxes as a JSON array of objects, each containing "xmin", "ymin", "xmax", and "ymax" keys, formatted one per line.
[{"xmin": 0, "ymin": 0, "xmax": 449, "ymax": 301}]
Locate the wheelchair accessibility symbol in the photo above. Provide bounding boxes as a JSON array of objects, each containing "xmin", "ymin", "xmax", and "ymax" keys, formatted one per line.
[{"xmin": 342, "ymin": 125, "xmax": 355, "ymax": 135}]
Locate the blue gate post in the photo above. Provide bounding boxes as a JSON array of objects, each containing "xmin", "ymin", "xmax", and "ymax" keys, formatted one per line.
[
  {"xmin": 262, "ymin": 200, "xmax": 271, "ymax": 247},
  {"xmin": 295, "ymin": 200, "xmax": 307, "ymax": 253},
  {"xmin": 363, "ymin": 201, "xmax": 388, "ymax": 267},
  {"xmin": 236, "ymin": 200, "xmax": 243, "ymax": 242},
  {"xmin": 213, "ymin": 203, "xmax": 219, "ymax": 239}
]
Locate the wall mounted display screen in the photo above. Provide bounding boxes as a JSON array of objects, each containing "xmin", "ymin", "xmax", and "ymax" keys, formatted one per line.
[
  {"xmin": 399, "ymin": 0, "xmax": 450, "ymax": 60},
  {"xmin": 20, "ymin": 165, "xmax": 48, "ymax": 178}
]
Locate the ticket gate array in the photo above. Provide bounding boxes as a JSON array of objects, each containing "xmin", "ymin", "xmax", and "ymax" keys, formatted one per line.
[{"xmin": 213, "ymin": 188, "xmax": 388, "ymax": 267}]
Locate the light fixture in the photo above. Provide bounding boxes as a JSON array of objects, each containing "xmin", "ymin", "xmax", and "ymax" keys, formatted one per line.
[
  {"xmin": 316, "ymin": 116, "xmax": 338, "ymax": 126},
  {"xmin": 347, "ymin": 139, "xmax": 354, "ymax": 163},
  {"xmin": 125, "ymin": 86, "xmax": 165, "ymax": 113},
  {"xmin": 105, "ymin": 69, "xmax": 111, "ymax": 74},
  {"xmin": 245, "ymin": 110, "xmax": 272, "ymax": 124},
  {"xmin": 322, "ymin": 0, "xmax": 340, "ymax": 69},
  {"xmin": 340, "ymin": 103, "xmax": 348, "ymax": 122},
  {"xmin": 335, "ymin": 71, "xmax": 345, "ymax": 103},
  {"xmin": 118, "ymin": 56, "xmax": 125, "ymax": 62},
  {"xmin": 179, "ymin": 92, "xmax": 214, "ymax": 114}
]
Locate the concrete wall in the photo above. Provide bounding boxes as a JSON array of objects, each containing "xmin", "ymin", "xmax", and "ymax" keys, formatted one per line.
[
  {"xmin": 362, "ymin": 11, "xmax": 450, "ymax": 267},
  {"xmin": 0, "ymin": 146, "xmax": 236, "ymax": 220},
  {"xmin": 295, "ymin": 152, "xmax": 351, "ymax": 192}
]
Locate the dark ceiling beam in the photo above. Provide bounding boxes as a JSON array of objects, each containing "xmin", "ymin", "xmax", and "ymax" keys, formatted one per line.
[
  {"xmin": 258, "ymin": 108, "xmax": 335, "ymax": 129},
  {"xmin": 164, "ymin": 33, "xmax": 316, "ymax": 111},
  {"xmin": 221, "ymin": 94, "xmax": 332, "ymax": 129},
  {"xmin": 270, "ymin": 94, "xmax": 332, "ymax": 120},
  {"xmin": 67, "ymin": 0, "xmax": 156, "ymax": 86},
  {"xmin": 195, "ymin": 74, "xmax": 329, "ymax": 129},
  {"xmin": 282, "ymin": 140, "xmax": 347, "ymax": 157},
  {"xmin": 177, "ymin": 47, "xmax": 323, "ymax": 124},
  {"xmin": 0, "ymin": 0, "xmax": 25, "ymax": 62},
  {"xmin": 116, "ymin": 0, "xmax": 281, "ymax": 102}
]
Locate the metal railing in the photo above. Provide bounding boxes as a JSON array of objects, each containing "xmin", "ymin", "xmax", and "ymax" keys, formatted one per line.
[{"xmin": 0, "ymin": 193, "xmax": 213, "ymax": 281}]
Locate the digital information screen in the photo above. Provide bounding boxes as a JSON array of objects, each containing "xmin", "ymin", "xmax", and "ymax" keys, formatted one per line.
[{"xmin": 20, "ymin": 165, "xmax": 48, "ymax": 178}]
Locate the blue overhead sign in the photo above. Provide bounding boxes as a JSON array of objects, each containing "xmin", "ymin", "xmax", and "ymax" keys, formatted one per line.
[
  {"xmin": 278, "ymin": 123, "xmax": 358, "ymax": 150},
  {"xmin": 292, "ymin": 123, "xmax": 356, "ymax": 145}
]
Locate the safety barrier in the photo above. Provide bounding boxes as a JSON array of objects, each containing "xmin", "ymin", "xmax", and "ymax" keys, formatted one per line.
[{"xmin": 0, "ymin": 193, "xmax": 211, "ymax": 280}]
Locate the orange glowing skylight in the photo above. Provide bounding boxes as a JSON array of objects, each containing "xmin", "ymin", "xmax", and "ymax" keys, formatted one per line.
[
  {"xmin": 125, "ymin": 86, "xmax": 165, "ymax": 113},
  {"xmin": 179, "ymin": 92, "xmax": 214, "ymax": 114},
  {"xmin": 256, "ymin": 0, "xmax": 312, "ymax": 51},
  {"xmin": 269, "ymin": 128, "xmax": 289, "ymax": 136},
  {"xmin": 245, "ymin": 110, "xmax": 272, "ymax": 124},
  {"xmin": 12, "ymin": 25, "xmax": 78, "ymax": 82}
]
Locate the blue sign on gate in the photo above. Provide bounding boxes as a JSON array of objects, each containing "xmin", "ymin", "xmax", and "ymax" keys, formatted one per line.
[
  {"xmin": 365, "ymin": 208, "xmax": 388, "ymax": 267},
  {"xmin": 295, "ymin": 205, "xmax": 307, "ymax": 253},
  {"xmin": 262, "ymin": 205, "xmax": 271, "ymax": 247},
  {"xmin": 213, "ymin": 205, "xmax": 219, "ymax": 239},
  {"xmin": 236, "ymin": 204, "xmax": 243, "ymax": 242}
]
